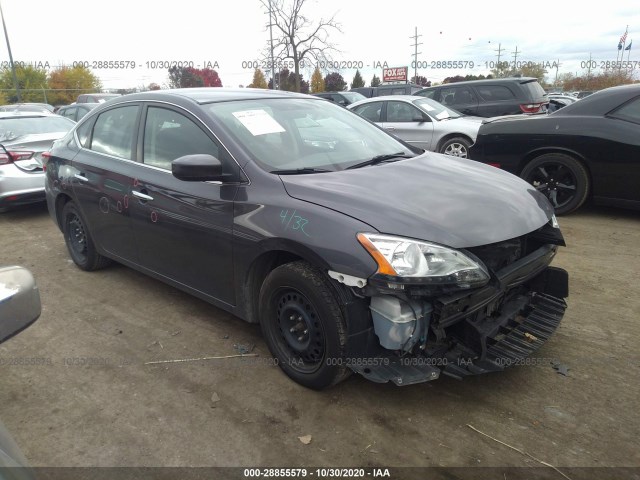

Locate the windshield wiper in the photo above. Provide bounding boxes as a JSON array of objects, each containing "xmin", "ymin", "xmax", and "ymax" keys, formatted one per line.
[
  {"xmin": 346, "ymin": 152, "xmax": 413, "ymax": 170},
  {"xmin": 270, "ymin": 167, "xmax": 333, "ymax": 175}
]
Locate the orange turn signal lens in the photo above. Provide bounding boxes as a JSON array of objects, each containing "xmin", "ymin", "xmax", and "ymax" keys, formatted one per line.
[{"xmin": 357, "ymin": 233, "xmax": 397, "ymax": 276}]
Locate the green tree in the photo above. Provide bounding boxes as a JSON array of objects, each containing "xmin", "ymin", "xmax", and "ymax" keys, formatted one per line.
[
  {"xmin": 324, "ymin": 72, "xmax": 346, "ymax": 91},
  {"xmin": 249, "ymin": 68, "xmax": 268, "ymax": 89},
  {"xmin": 410, "ymin": 75, "xmax": 430, "ymax": 87},
  {"xmin": 350, "ymin": 69, "xmax": 365, "ymax": 88},
  {"xmin": 310, "ymin": 67, "xmax": 325, "ymax": 93},
  {"xmin": 168, "ymin": 67, "xmax": 222, "ymax": 88},
  {"xmin": 370, "ymin": 74, "xmax": 381, "ymax": 87},
  {"xmin": 268, "ymin": 69, "xmax": 309, "ymax": 93},
  {"xmin": 47, "ymin": 66, "xmax": 102, "ymax": 105},
  {"xmin": 0, "ymin": 65, "xmax": 48, "ymax": 103}
]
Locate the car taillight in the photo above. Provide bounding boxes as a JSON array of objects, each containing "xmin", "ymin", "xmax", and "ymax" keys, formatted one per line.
[
  {"xmin": 519, "ymin": 103, "xmax": 543, "ymax": 113},
  {"xmin": 41, "ymin": 151, "xmax": 51, "ymax": 171},
  {"xmin": 0, "ymin": 150, "xmax": 34, "ymax": 165}
]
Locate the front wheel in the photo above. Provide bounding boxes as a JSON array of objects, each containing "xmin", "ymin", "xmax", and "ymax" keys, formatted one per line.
[
  {"xmin": 439, "ymin": 137, "xmax": 471, "ymax": 158},
  {"xmin": 258, "ymin": 261, "xmax": 350, "ymax": 390},
  {"xmin": 62, "ymin": 202, "xmax": 112, "ymax": 271},
  {"xmin": 521, "ymin": 153, "xmax": 589, "ymax": 215}
]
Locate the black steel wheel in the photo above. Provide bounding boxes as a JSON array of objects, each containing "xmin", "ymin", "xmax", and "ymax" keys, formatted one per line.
[
  {"xmin": 259, "ymin": 261, "xmax": 350, "ymax": 389},
  {"xmin": 62, "ymin": 202, "xmax": 111, "ymax": 271},
  {"xmin": 439, "ymin": 137, "xmax": 471, "ymax": 158},
  {"xmin": 521, "ymin": 153, "xmax": 589, "ymax": 215}
]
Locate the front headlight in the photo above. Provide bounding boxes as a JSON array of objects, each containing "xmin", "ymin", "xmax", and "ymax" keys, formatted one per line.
[{"xmin": 357, "ymin": 233, "xmax": 489, "ymax": 288}]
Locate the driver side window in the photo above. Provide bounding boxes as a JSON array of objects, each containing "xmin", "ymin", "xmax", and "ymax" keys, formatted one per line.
[
  {"xmin": 386, "ymin": 101, "xmax": 422, "ymax": 122},
  {"xmin": 143, "ymin": 107, "xmax": 220, "ymax": 170}
]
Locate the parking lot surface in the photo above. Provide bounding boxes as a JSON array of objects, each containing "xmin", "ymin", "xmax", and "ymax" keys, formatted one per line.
[{"xmin": 1, "ymin": 202, "xmax": 639, "ymax": 468}]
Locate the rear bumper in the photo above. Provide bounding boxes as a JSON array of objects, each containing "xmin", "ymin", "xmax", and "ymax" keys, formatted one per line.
[{"xmin": 0, "ymin": 165, "xmax": 45, "ymax": 208}]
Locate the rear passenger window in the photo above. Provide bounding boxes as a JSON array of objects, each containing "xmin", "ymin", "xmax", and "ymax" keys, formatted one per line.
[
  {"xmin": 609, "ymin": 97, "xmax": 640, "ymax": 124},
  {"xmin": 89, "ymin": 106, "xmax": 139, "ymax": 159},
  {"xmin": 476, "ymin": 86, "xmax": 516, "ymax": 101},
  {"xmin": 76, "ymin": 121, "xmax": 92, "ymax": 147}
]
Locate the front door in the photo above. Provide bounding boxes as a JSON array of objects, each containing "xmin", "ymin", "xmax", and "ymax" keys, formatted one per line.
[{"xmin": 128, "ymin": 105, "xmax": 238, "ymax": 305}]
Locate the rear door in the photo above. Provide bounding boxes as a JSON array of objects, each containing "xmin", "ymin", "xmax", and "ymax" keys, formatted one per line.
[
  {"xmin": 439, "ymin": 86, "xmax": 479, "ymax": 116},
  {"xmin": 473, "ymin": 84, "xmax": 520, "ymax": 117},
  {"xmin": 381, "ymin": 100, "xmax": 434, "ymax": 150},
  {"xmin": 128, "ymin": 104, "xmax": 239, "ymax": 305},
  {"xmin": 71, "ymin": 104, "xmax": 141, "ymax": 262}
]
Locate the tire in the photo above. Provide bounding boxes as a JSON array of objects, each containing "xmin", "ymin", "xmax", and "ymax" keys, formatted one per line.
[
  {"xmin": 439, "ymin": 137, "xmax": 471, "ymax": 158},
  {"xmin": 258, "ymin": 261, "xmax": 351, "ymax": 390},
  {"xmin": 61, "ymin": 202, "xmax": 112, "ymax": 271},
  {"xmin": 521, "ymin": 153, "xmax": 589, "ymax": 215}
]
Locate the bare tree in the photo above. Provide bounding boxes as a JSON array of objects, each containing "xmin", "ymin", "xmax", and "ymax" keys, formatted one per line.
[{"xmin": 262, "ymin": 0, "xmax": 341, "ymax": 92}]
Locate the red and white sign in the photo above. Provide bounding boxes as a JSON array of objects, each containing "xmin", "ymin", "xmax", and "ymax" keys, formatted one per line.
[{"xmin": 382, "ymin": 66, "xmax": 408, "ymax": 82}]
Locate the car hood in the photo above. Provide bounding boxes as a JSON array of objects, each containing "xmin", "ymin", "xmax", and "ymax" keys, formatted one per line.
[{"xmin": 280, "ymin": 153, "xmax": 554, "ymax": 248}]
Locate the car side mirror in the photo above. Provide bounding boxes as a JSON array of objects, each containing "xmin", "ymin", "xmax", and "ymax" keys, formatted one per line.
[
  {"xmin": 171, "ymin": 154, "xmax": 226, "ymax": 182},
  {"xmin": 413, "ymin": 114, "xmax": 430, "ymax": 123},
  {"xmin": 0, "ymin": 266, "xmax": 41, "ymax": 345}
]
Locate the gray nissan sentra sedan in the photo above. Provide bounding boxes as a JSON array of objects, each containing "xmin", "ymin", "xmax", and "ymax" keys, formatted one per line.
[{"xmin": 44, "ymin": 88, "xmax": 568, "ymax": 389}]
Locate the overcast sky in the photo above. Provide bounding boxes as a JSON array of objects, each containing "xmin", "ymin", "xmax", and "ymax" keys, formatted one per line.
[{"xmin": 2, "ymin": 0, "xmax": 639, "ymax": 90}]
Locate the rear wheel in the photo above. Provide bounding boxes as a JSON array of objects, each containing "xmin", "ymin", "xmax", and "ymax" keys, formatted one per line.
[
  {"xmin": 62, "ymin": 202, "xmax": 112, "ymax": 271},
  {"xmin": 521, "ymin": 153, "xmax": 589, "ymax": 215},
  {"xmin": 258, "ymin": 261, "xmax": 350, "ymax": 390},
  {"xmin": 439, "ymin": 137, "xmax": 471, "ymax": 158}
]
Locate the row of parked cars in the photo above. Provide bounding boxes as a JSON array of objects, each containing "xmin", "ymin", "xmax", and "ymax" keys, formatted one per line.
[{"xmin": 314, "ymin": 78, "xmax": 638, "ymax": 215}]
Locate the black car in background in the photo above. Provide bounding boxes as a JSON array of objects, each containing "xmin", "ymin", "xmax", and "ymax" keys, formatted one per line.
[
  {"xmin": 414, "ymin": 77, "xmax": 549, "ymax": 117},
  {"xmin": 44, "ymin": 88, "xmax": 568, "ymax": 389},
  {"xmin": 469, "ymin": 84, "xmax": 640, "ymax": 215},
  {"xmin": 351, "ymin": 84, "xmax": 423, "ymax": 98},
  {"xmin": 312, "ymin": 91, "xmax": 366, "ymax": 106}
]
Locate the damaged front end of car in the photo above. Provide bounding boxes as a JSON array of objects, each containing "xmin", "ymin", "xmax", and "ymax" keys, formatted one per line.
[{"xmin": 333, "ymin": 217, "xmax": 568, "ymax": 386}]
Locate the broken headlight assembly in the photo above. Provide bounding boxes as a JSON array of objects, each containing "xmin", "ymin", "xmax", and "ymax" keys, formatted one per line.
[{"xmin": 357, "ymin": 233, "xmax": 490, "ymax": 289}]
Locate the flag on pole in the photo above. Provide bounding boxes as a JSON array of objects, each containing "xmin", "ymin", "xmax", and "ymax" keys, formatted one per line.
[
  {"xmin": 625, "ymin": 40, "xmax": 632, "ymax": 51},
  {"xmin": 620, "ymin": 28, "xmax": 628, "ymax": 44}
]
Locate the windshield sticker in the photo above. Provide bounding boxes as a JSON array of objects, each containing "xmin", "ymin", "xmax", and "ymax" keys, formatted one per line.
[
  {"xmin": 421, "ymin": 104, "xmax": 435, "ymax": 112},
  {"xmin": 233, "ymin": 109, "xmax": 286, "ymax": 136},
  {"xmin": 435, "ymin": 111, "xmax": 450, "ymax": 120}
]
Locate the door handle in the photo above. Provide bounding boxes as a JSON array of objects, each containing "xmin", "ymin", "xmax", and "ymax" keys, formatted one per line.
[
  {"xmin": 384, "ymin": 127, "xmax": 396, "ymax": 131},
  {"xmin": 74, "ymin": 173, "xmax": 89, "ymax": 182},
  {"xmin": 132, "ymin": 190, "xmax": 154, "ymax": 202}
]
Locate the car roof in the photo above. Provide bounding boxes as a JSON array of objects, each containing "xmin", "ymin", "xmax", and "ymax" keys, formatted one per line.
[
  {"xmin": 419, "ymin": 77, "xmax": 539, "ymax": 90},
  {"xmin": 553, "ymin": 83, "xmax": 640, "ymax": 116},
  {"xmin": 347, "ymin": 95, "xmax": 421, "ymax": 108},
  {"xmin": 109, "ymin": 88, "xmax": 314, "ymax": 105}
]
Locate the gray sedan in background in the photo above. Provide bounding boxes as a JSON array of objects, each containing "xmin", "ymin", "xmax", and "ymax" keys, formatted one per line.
[
  {"xmin": 348, "ymin": 95, "xmax": 483, "ymax": 158},
  {"xmin": 0, "ymin": 112, "xmax": 75, "ymax": 212}
]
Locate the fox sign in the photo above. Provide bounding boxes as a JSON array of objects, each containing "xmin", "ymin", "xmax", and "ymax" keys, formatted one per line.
[{"xmin": 382, "ymin": 66, "xmax": 408, "ymax": 82}]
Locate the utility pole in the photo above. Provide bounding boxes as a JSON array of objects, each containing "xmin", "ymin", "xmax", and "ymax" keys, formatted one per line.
[
  {"xmin": 512, "ymin": 46, "xmax": 520, "ymax": 70},
  {"xmin": 494, "ymin": 43, "xmax": 504, "ymax": 77},
  {"xmin": 266, "ymin": 0, "xmax": 277, "ymax": 90},
  {"xmin": 0, "ymin": 0, "xmax": 20, "ymax": 102},
  {"xmin": 586, "ymin": 53, "xmax": 592, "ymax": 88},
  {"xmin": 409, "ymin": 27, "xmax": 422, "ymax": 84},
  {"xmin": 554, "ymin": 59, "xmax": 561, "ymax": 88}
]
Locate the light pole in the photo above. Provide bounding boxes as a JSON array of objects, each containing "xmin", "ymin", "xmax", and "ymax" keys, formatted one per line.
[{"xmin": 0, "ymin": 0, "xmax": 20, "ymax": 102}]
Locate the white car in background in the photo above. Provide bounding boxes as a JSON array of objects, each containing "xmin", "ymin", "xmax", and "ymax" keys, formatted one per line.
[
  {"xmin": 0, "ymin": 112, "xmax": 75, "ymax": 212},
  {"xmin": 348, "ymin": 95, "xmax": 483, "ymax": 158}
]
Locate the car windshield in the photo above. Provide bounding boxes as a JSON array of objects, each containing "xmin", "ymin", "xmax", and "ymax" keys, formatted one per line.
[
  {"xmin": 206, "ymin": 98, "xmax": 415, "ymax": 172},
  {"xmin": 0, "ymin": 116, "xmax": 75, "ymax": 142},
  {"xmin": 413, "ymin": 98, "xmax": 462, "ymax": 120}
]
